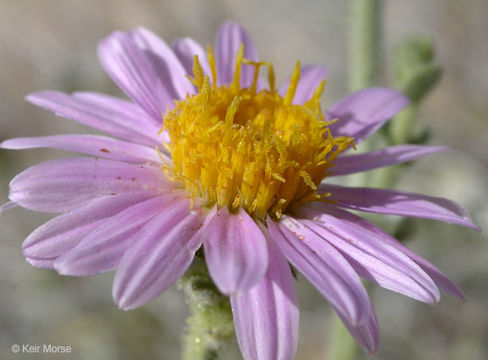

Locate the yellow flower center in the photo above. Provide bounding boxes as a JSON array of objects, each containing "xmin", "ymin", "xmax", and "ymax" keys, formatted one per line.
[{"xmin": 163, "ymin": 45, "xmax": 353, "ymax": 221}]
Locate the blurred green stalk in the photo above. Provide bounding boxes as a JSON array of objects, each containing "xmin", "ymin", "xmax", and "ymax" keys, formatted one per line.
[
  {"xmin": 349, "ymin": 0, "xmax": 382, "ymax": 91},
  {"xmin": 347, "ymin": 0, "xmax": 383, "ymax": 190},
  {"xmin": 327, "ymin": 312, "xmax": 358, "ymax": 360}
]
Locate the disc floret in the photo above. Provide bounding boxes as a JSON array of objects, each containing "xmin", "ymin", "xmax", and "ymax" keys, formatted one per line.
[{"xmin": 163, "ymin": 46, "xmax": 353, "ymax": 220}]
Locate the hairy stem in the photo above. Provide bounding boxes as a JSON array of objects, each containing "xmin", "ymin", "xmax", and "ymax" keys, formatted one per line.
[{"xmin": 179, "ymin": 256, "xmax": 234, "ymax": 360}]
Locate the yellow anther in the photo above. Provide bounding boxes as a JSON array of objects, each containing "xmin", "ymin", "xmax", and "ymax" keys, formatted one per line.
[
  {"xmin": 267, "ymin": 63, "xmax": 276, "ymax": 93},
  {"xmin": 225, "ymin": 96, "xmax": 241, "ymax": 127},
  {"xmin": 207, "ymin": 45, "xmax": 218, "ymax": 86},
  {"xmin": 299, "ymin": 170, "xmax": 317, "ymax": 190},
  {"xmin": 231, "ymin": 44, "xmax": 244, "ymax": 93},
  {"xmin": 231, "ymin": 193, "xmax": 241, "ymax": 210},
  {"xmin": 305, "ymin": 80, "xmax": 327, "ymax": 108},
  {"xmin": 283, "ymin": 61, "xmax": 301, "ymax": 106},
  {"xmin": 272, "ymin": 173, "xmax": 286, "ymax": 183},
  {"xmin": 192, "ymin": 55, "xmax": 204, "ymax": 90},
  {"xmin": 199, "ymin": 76, "xmax": 211, "ymax": 106},
  {"xmin": 243, "ymin": 59, "xmax": 266, "ymax": 94}
]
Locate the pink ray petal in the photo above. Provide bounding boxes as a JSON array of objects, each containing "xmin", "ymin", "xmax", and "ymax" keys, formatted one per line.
[
  {"xmin": 113, "ymin": 197, "xmax": 204, "ymax": 310},
  {"xmin": 334, "ymin": 304, "xmax": 380, "ymax": 355},
  {"xmin": 98, "ymin": 31, "xmax": 175, "ymax": 121},
  {"xmin": 203, "ymin": 206, "xmax": 269, "ymax": 295},
  {"xmin": 54, "ymin": 193, "xmax": 184, "ymax": 276},
  {"xmin": 215, "ymin": 21, "xmax": 258, "ymax": 87},
  {"xmin": 319, "ymin": 184, "xmax": 480, "ymax": 231},
  {"xmin": 130, "ymin": 27, "xmax": 195, "ymax": 99},
  {"xmin": 26, "ymin": 91, "xmax": 163, "ymax": 147},
  {"xmin": 331, "ymin": 145, "xmax": 448, "ymax": 176},
  {"xmin": 9, "ymin": 158, "xmax": 172, "ymax": 212},
  {"xmin": 1, "ymin": 135, "xmax": 166, "ymax": 164},
  {"xmin": 0, "ymin": 201, "xmax": 18, "ymax": 214},
  {"xmin": 268, "ymin": 215, "xmax": 371, "ymax": 326},
  {"xmin": 296, "ymin": 204, "xmax": 440, "ymax": 304},
  {"xmin": 327, "ymin": 88, "xmax": 409, "ymax": 144},
  {"xmin": 231, "ymin": 227, "xmax": 298, "ymax": 360},
  {"xmin": 22, "ymin": 192, "xmax": 156, "ymax": 267},
  {"xmin": 323, "ymin": 207, "xmax": 467, "ymax": 300}
]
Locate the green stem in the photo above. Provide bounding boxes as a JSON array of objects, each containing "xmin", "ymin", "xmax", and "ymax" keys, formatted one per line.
[
  {"xmin": 349, "ymin": 0, "xmax": 382, "ymax": 91},
  {"xmin": 348, "ymin": 0, "xmax": 383, "ymax": 189},
  {"xmin": 179, "ymin": 256, "xmax": 234, "ymax": 360}
]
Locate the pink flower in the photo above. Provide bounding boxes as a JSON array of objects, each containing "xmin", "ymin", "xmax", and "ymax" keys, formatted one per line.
[{"xmin": 1, "ymin": 21, "xmax": 479, "ymax": 359}]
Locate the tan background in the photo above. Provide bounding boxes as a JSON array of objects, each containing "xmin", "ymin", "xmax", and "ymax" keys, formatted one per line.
[{"xmin": 0, "ymin": 1, "xmax": 487, "ymax": 359}]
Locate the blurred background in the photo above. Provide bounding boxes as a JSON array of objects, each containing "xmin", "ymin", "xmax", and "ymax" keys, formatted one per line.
[{"xmin": 0, "ymin": 1, "xmax": 487, "ymax": 359}]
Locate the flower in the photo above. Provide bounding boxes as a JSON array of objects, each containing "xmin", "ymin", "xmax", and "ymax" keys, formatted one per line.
[{"xmin": 0, "ymin": 21, "xmax": 480, "ymax": 359}]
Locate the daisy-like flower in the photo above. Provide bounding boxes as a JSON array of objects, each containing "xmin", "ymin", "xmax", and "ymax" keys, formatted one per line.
[{"xmin": 1, "ymin": 21, "xmax": 480, "ymax": 359}]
